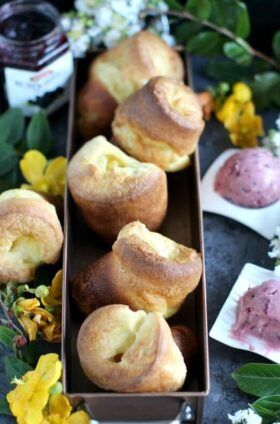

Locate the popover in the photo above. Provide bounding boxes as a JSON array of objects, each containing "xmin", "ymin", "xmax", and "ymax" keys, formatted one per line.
[
  {"xmin": 77, "ymin": 31, "xmax": 184, "ymax": 139},
  {"xmin": 112, "ymin": 76, "xmax": 205, "ymax": 171},
  {"xmin": 67, "ymin": 137, "xmax": 167, "ymax": 242},
  {"xmin": 77, "ymin": 304, "xmax": 187, "ymax": 392},
  {"xmin": 0, "ymin": 189, "xmax": 63, "ymax": 283},
  {"xmin": 72, "ymin": 221, "xmax": 202, "ymax": 317}
]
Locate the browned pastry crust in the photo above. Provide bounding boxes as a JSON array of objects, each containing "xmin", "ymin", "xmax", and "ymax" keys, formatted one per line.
[
  {"xmin": 67, "ymin": 137, "xmax": 167, "ymax": 242},
  {"xmin": 77, "ymin": 79, "xmax": 118, "ymax": 140},
  {"xmin": 72, "ymin": 253, "xmax": 119, "ymax": 315},
  {"xmin": 112, "ymin": 76, "xmax": 205, "ymax": 171},
  {"xmin": 77, "ymin": 30, "xmax": 184, "ymax": 138},
  {"xmin": 0, "ymin": 190, "xmax": 63, "ymax": 283},
  {"xmin": 72, "ymin": 221, "xmax": 202, "ymax": 317},
  {"xmin": 77, "ymin": 304, "xmax": 187, "ymax": 392},
  {"xmin": 171, "ymin": 325, "xmax": 198, "ymax": 366}
]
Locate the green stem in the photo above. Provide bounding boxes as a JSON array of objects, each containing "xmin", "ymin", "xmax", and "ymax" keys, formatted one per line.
[
  {"xmin": 142, "ymin": 8, "xmax": 280, "ymax": 71},
  {"xmin": 0, "ymin": 295, "xmax": 24, "ymax": 337}
]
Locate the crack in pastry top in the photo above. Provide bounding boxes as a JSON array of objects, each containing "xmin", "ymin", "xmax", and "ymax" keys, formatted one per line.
[
  {"xmin": 115, "ymin": 221, "xmax": 197, "ymax": 262},
  {"xmin": 0, "ymin": 189, "xmax": 63, "ymax": 281},
  {"xmin": 67, "ymin": 136, "xmax": 164, "ymax": 201}
]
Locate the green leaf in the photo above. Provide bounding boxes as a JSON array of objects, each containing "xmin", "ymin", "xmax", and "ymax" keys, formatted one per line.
[
  {"xmin": 0, "ymin": 108, "xmax": 24, "ymax": 146},
  {"xmin": 0, "ymin": 397, "xmax": 12, "ymax": 415},
  {"xmin": 252, "ymin": 396, "xmax": 280, "ymax": 422},
  {"xmin": 210, "ymin": 0, "xmax": 250, "ymax": 38},
  {"xmin": 4, "ymin": 354, "xmax": 32, "ymax": 382},
  {"xmin": 20, "ymin": 341, "xmax": 38, "ymax": 366},
  {"xmin": 249, "ymin": 72, "xmax": 280, "ymax": 109},
  {"xmin": 165, "ymin": 0, "xmax": 183, "ymax": 10},
  {"xmin": 188, "ymin": 31, "xmax": 224, "ymax": 56},
  {"xmin": 223, "ymin": 41, "xmax": 251, "ymax": 65},
  {"xmin": 232, "ymin": 363, "xmax": 280, "ymax": 398},
  {"xmin": 186, "ymin": 0, "xmax": 212, "ymax": 20},
  {"xmin": 234, "ymin": 1, "xmax": 250, "ymax": 38},
  {"xmin": 0, "ymin": 143, "xmax": 18, "ymax": 177},
  {"xmin": 175, "ymin": 21, "xmax": 202, "ymax": 43},
  {"xmin": 27, "ymin": 111, "xmax": 52, "ymax": 155},
  {"xmin": 272, "ymin": 30, "xmax": 280, "ymax": 62},
  {"xmin": 206, "ymin": 57, "xmax": 254, "ymax": 82},
  {"xmin": 0, "ymin": 179, "xmax": 15, "ymax": 194},
  {"xmin": 0, "ymin": 326, "xmax": 17, "ymax": 348}
]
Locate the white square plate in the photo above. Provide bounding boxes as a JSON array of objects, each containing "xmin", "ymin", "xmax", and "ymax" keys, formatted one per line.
[
  {"xmin": 209, "ymin": 263, "xmax": 280, "ymax": 363},
  {"xmin": 201, "ymin": 149, "xmax": 280, "ymax": 240}
]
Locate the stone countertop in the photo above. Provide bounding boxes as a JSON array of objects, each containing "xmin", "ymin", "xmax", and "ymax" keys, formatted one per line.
[{"xmin": 0, "ymin": 57, "xmax": 278, "ymax": 423}]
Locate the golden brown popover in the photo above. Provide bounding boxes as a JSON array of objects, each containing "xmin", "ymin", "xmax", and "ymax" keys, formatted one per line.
[
  {"xmin": 0, "ymin": 189, "xmax": 63, "ymax": 283},
  {"xmin": 77, "ymin": 31, "xmax": 184, "ymax": 139},
  {"xmin": 67, "ymin": 137, "xmax": 167, "ymax": 242},
  {"xmin": 77, "ymin": 304, "xmax": 187, "ymax": 392},
  {"xmin": 112, "ymin": 76, "xmax": 205, "ymax": 171},
  {"xmin": 72, "ymin": 221, "xmax": 202, "ymax": 317}
]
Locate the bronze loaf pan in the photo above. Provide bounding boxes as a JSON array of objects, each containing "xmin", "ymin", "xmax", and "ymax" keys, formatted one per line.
[{"xmin": 62, "ymin": 52, "xmax": 210, "ymax": 423}]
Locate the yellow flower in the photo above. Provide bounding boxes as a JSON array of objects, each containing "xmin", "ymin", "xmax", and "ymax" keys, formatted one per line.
[
  {"xmin": 41, "ymin": 394, "xmax": 71, "ymax": 423},
  {"xmin": 232, "ymin": 82, "xmax": 251, "ymax": 102},
  {"xmin": 7, "ymin": 354, "xmax": 62, "ymax": 424},
  {"xmin": 16, "ymin": 297, "xmax": 61, "ymax": 343},
  {"xmin": 20, "ymin": 150, "xmax": 67, "ymax": 197},
  {"xmin": 41, "ymin": 394, "xmax": 90, "ymax": 424},
  {"xmin": 216, "ymin": 82, "xmax": 263, "ymax": 148},
  {"xmin": 68, "ymin": 411, "xmax": 90, "ymax": 424},
  {"xmin": 42, "ymin": 270, "xmax": 62, "ymax": 308}
]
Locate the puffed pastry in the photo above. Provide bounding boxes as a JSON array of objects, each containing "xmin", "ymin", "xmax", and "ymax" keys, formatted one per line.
[
  {"xmin": 72, "ymin": 221, "xmax": 202, "ymax": 317},
  {"xmin": 0, "ymin": 189, "xmax": 63, "ymax": 283},
  {"xmin": 77, "ymin": 304, "xmax": 187, "ymax": 392},
  {"xmin": 77, "ymin": 30, "xmax": 184, "ymax": 139},
  {"xmin": 67, "ymin": 137, "xmax": 167, "ymax": 242},
  {"xmin": 112, "ymin": 76, "xmax": 205, "ymax": 172}
]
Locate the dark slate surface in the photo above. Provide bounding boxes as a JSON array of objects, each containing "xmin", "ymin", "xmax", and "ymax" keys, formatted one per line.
[{"xmin": 0, "ymin": 58, "xmax": 278, "ymax": 423}]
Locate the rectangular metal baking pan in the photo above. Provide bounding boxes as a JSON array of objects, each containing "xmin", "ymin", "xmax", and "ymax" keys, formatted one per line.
[{"xmin": 62, "ymin": 52, "xmax": 210, "ymax": 423}]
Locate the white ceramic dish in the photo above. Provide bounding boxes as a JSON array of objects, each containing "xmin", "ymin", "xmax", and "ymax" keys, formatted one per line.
[
  {"xmin": 201, "ymin": 149, "xmax": 280, "ymax": 240},
  {"xmin": 209, "ymin": 263, "xmax": 280, "ymax": 363}
]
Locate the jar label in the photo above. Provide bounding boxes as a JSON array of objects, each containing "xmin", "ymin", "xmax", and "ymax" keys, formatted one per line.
[{"xmin": 4, "ymin": 50, "xmax": 74, "ymax": 116}]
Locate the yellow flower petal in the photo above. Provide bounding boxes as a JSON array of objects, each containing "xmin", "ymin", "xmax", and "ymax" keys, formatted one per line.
[
  {"xmin": 36, "ymin": 353, "xmax": 62, "ymax": 383},
  {"xmin": 20, "ymin": 184, "xmax": 32, "ymax": 191},
  {"xmin": 7, "ymin": 354, "xmax": 62, "ymax": 424},
  {"xmin": 17, "ymin": 298, "xmax": 40, "ymax": 312},
  {"xmin": 32, "ymin": 177, "xmax": 52, "ymax": 195},
  {"xmin": 232, "ymin": 82, "xmax": 252, "ymax": 102},
  {"xmin": 68, "ymin": 410, "xmax": 90, "ymax": 424},
  {"xmin": 20, "ymin": 151, "xmax": 48, "ymax": 185},
  {"xmin": 45, "ymin": 157, "xmax": 67, "ymax": 180},
  {"xmin": 42, "ymin": 270, "xmax": 62, "ymax": 308},
  {"xmin": 48, "ymin": 394, "xmax": 72, "ymax": 419},
  {"xmin": 18, "ymin": 316, "xmax": 38, "ymax": 341}
]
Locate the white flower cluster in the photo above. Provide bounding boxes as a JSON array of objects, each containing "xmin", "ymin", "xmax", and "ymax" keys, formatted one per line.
[
  {"xmin": 262, "ymin": 114, "xmax": 280, "ymax": 157},
  {"xmin": 268, "ymin": 225, "xmax": 280, "ymax": 276},
  {"xmin": 61, "ymin": 0, "xmax": 174, "ymax": 57},
  {"xmin": 228, "ymin": 408, "xmax": 280, "ymax": 424},
  {"xmin": 228, "ymin": 409, "xmax": 262, "ymax": 424}
]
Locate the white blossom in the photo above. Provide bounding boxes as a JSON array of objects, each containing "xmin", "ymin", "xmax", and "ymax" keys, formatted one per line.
[
  {"xmin": 160, "ymin": 32, "xmax": 176, "ymax": 46},
  {"xmin": 62, "ymin": 0, "xmax": 171, "ymax": 57},
  {"xmin": 268, "ymin": 226, "xmax": 280, "ymax": 276},
  {"xmin": 69, "ymin": 33, "xmax": 91, "ymax": 57},
  {"xmin": 103, "ymin": 28, "xmax": 123, "ymax": 48},
  {"xmin": 276, "ymin": 115, "xmax": 280, "ymax": 130},
  {"xmin": 94, "ymin": 7, "xmax": 113, "ymax": 28},
  {"xmin": 269, "ymin": 226, "xmax": 280, "ymax": 259},
  {"xmin": 228, "ymin": 408, "xmax": 262, "ymax": 424}
]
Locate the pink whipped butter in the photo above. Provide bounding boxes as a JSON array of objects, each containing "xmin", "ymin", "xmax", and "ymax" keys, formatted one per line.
[
  {"xmin": 215, "ymin": 148, "xmax": 280, "ymax": 208},
  {"xmin": 234, "ymin": 280, "xmax": 280, "ymax": 347}
]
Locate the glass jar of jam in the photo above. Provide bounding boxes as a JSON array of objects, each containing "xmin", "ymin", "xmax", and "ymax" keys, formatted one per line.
[{"xmin": 0, "ymin": 0, "xmax": 73, "ymax": 116}]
